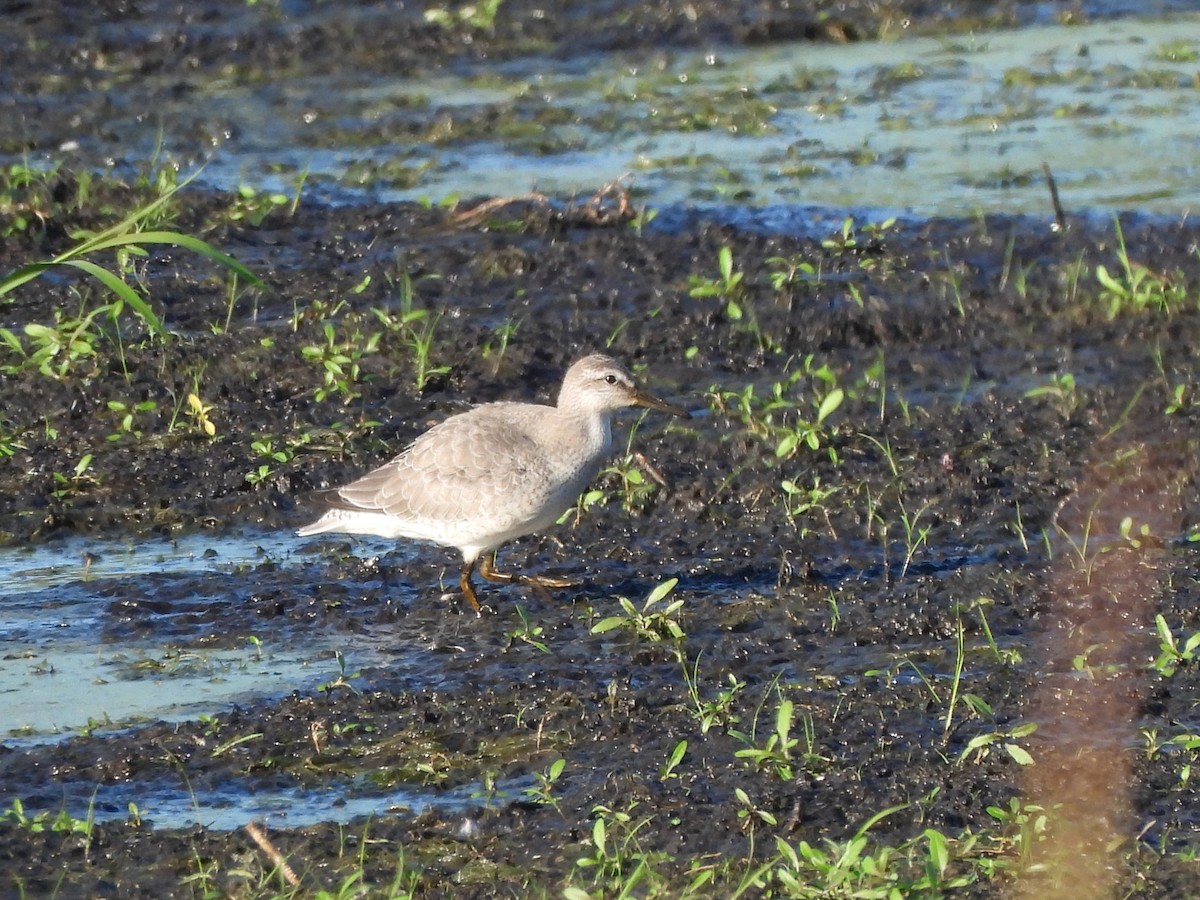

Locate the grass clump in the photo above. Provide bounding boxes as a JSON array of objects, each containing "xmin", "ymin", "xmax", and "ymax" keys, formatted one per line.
[
  {"xmin": 0, "ymin": 167, "xmax": 263, "ymax": 378},
  {"xmin": 1094, "ymin": 217, "xmax": 1194, "ymax": 319}
]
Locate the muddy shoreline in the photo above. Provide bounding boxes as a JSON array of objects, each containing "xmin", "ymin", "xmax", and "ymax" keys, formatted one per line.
[
  {"xmin": 3, "ymin": 176, "xmax": 1199, "ymax": 898},
  {"xmin": 4, "ymin": 1, "xmax": 1200, "ymax": 898}
]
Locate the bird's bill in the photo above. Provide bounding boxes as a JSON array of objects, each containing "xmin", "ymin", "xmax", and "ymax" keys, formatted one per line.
[{"xmin": 632, "ymin": 387, "xmax": 691, "ymax": 418}]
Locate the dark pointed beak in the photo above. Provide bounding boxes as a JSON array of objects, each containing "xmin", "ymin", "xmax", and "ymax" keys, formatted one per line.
[{"xmin": 632, "ymin": 387, "xmax": 691, "ymax": 419}]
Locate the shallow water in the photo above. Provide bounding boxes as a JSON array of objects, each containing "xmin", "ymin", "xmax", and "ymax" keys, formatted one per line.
[
  {"xmin": 0, "ymin": 531, "xmax": 411, "ymax": 743},
  {"xmin": 46, "ymin": 771, "xmax": 526, "ymax": 831},
  {"xmin": 81, "ymin": 16, "xmax": 1200, "ymax": 217}
]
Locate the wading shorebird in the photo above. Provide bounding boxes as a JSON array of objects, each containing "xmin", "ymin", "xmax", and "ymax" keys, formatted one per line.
[{"xmin": 298, "ymin": 354, "xmax": 690, "ymax": 613}]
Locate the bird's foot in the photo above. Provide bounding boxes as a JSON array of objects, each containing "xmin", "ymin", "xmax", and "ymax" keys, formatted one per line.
[
  {"xmin": 519, "ymin": 572, "xmax": 579, "ymax": 590},
  {"xmin": 477, "ymin": 554, "xmax": 579, "ymax": 602}
]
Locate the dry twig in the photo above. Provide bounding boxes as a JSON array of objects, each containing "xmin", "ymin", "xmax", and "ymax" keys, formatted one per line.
[{"xmin": 245, "ymin": 821, "xmax": 301, "ymax": 888}]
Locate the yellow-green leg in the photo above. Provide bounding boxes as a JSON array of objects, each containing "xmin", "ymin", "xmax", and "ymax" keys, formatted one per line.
[{"xmin": 478, "ymin": 552, "xmax": 578, "ymax": 600}]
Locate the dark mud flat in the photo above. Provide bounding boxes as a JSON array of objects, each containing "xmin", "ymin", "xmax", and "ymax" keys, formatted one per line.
[
  {"xmin": 3, "ymin": 180, "xmax": 1200, "ymax": 897},
  {"xmin": 4, "ymin": 1, "xmax": 1200, "ymax": 899}
]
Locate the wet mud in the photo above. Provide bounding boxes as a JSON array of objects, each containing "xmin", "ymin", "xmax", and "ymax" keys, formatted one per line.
[{"xmin": 4, "ymin": 1, "xmax": 1200, "ymax": 898}]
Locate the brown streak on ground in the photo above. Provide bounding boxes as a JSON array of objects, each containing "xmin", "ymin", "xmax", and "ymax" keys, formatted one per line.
[{"xmin": 1016, "ymin": 436, "xmax": 1188, "ymax": 898}]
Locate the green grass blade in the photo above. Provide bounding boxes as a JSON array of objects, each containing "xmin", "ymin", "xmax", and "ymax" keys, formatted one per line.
[
  {"xmin": 0, "ymin": 262, "xmax": 55, "ymax": 297},
  {"xmin": 56, "ymin": 169, "xmax": 204, "ymax": 261},
  {"xmin": 74, "ymin": 231, "xmax": 264, "ymax": 288},
  {"xmin": 591, "ymin": 616, "xmax": 627, "ymax": 635},
  {"xmin": 852, "ymin": 802, "xmax": 909, "ymax": 839},
  {"xmin": 59, "ymin": 259, "xmax": 167, "ymax": 335},
  {"xmin": 139, "ymin": 231, "xmax": 264, "ymax": 287}
]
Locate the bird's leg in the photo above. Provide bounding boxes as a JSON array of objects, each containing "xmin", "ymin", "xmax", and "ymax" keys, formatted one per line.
[
  {"xmin": 478, "ymin": 552, "xmax": 579, "ymax": 600},
  {"xmin": 458, "ymin": 559, "xmax": 483, "ymax": 616}
]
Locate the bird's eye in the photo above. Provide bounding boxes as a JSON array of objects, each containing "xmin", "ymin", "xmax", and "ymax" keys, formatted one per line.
[{"xmin": 605, "ymin": 374, "xmax": 618, "ymax": 384}]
